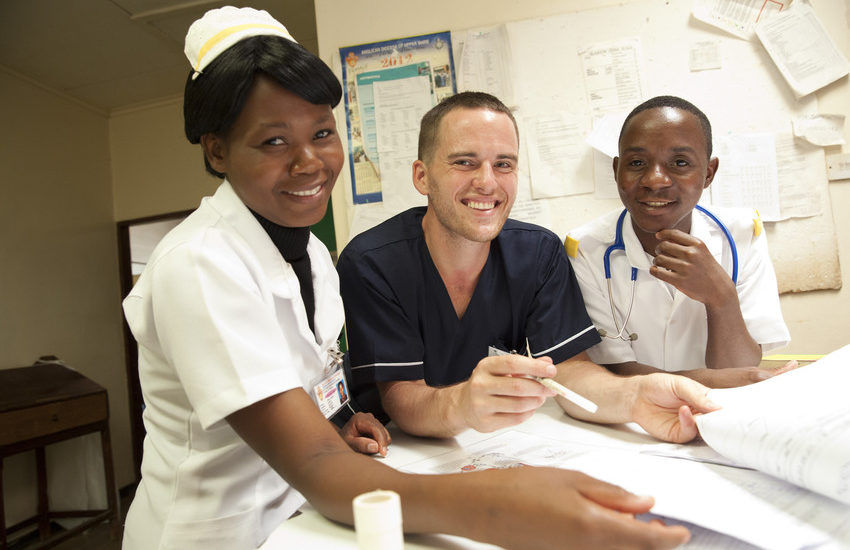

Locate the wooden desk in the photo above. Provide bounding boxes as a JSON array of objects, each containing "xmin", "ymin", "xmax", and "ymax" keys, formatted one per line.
[{"xmin": 0, "ymin": 364, "xmax": 120, "ymax": 550}]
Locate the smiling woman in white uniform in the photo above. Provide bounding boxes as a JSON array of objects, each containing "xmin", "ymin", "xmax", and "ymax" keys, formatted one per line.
[
  {"xmin": 120, "ymin": 7, "xmax": 702, "ymax": 550},
  {"xmin": 566, "ymin": 96, "xmax": 790, "ymax": 388},
  {"xmin": 121, "ymin": 7, "xmax": 393, "ymax": 548}
]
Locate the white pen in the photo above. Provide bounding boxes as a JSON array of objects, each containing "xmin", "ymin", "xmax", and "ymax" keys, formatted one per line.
[
  {"xmin": 487, "ymin": 346, "xmax": 598, "ymax": 413},
  {"xmin": 535, "ymin": 376, "xmax": 598, "ymax": 414}
]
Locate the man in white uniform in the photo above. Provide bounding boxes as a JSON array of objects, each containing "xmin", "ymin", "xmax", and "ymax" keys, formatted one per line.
[{"xmin": 566, "ymin": 95, "xmax": 790, "ymax": 388}]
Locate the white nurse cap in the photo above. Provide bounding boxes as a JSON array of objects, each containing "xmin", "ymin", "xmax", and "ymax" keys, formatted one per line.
[{"xmin": 184, "ymin": 6, "xmax": 298, "ymax": 80}]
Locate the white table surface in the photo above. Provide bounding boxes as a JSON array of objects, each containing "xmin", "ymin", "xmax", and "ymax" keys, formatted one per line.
[
  {"xmin": 261, "ymin": 401, "xmax": 643, "ymax": 549},
  {"xmin": 259, "ymin": 400, "xmax": 848, "ymax": 550}
]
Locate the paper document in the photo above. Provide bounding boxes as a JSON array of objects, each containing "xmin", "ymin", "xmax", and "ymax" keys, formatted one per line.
[
  {"xmin": 774, "ymin": 132, "xmax": 822, "ymax": 220},
  {"xmin": 507, "ymin": 195, "xmax": 551, "ymax": 228},
  {"xmin": 639, "ymin": 441, "xmax": 749, "ymax": 469},
  {"xmin": 697, "ymin": 344, "xmax": 850, "ymax": 506},
  {"xmin": 579, "ymin": 38, "xmax": 646, "ymax": 115},
  {"xmin": 456, "ymin": 25, "xmax": 515, "ymax": 107},
  {"xmin": 592, "ymin": 150, "xmax": 619, "ymax": 199},
  {"xmin": 339, "ymin": 31, "xmax": 456, "ymax": 204},
  {"xmin": 827, "ymin": 153, "xmax": 850, "ymax": 181},
  {"xmin": 710, "ymin": 133, "xmax": 781, "ymax": 221},
  {"xmin": 585, "ymin": 112, "xmax": 628, "ymax": 159},
  {"xmin": 755, "ymin": 2, "xmax": 850, "ymax": 98},
  {"xmin": 401, "ymin": 430, "xmax": 848, "ymax": 550},
  {"xmin": 524, "ymin": 112, "xmax": 593, "ymax": 199},
  {"xmin": 692, "ymin": 0, "xmax": 787, "ymax": 40},
  {"xmin": 689, "ymin": 40, "xmax": 722, "ymax": 72},
  {"xmin": 348, "ymin": 202, "xmax": 398, "ymax": 240},
  {"xmin": 585, "ymin": 112, "xmax": 628, "ymax": 199},
  {"xmin": 372, "ymin": 76, "xmax": 431, "ymax": 214}
]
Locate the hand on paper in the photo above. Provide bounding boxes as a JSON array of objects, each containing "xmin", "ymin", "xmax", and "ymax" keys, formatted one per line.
[
  {"xmin": 476, "ymin": 466, "xmax": 690, "ymax": 550},
  {"xmin": 457, "ymin": 354, "xmax": 557, "ymax": 433},
  {"xmin": 631, "ymin": 373, "xmax": 720, "ymax": 443},
  {"xmin": 649, "ymin": 229, "xmax": 736, "ymax": 308},
  {"xmin": 339, "ymin": 412, "xmax": 391, "ymax": 456}
]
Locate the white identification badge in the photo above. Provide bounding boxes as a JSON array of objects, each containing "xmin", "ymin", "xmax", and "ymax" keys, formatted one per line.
[{"xmin": 311, "ymin": 343, "xmax": 350, "ymax": 419}]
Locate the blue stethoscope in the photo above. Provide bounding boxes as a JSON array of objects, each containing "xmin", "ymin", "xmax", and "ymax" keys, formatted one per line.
[{"xmin": 600, "ymin": 204, "xmax": 738, "ymax": 341}]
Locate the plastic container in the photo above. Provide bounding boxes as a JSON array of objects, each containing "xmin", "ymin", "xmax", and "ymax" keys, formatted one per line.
[{"xmin": 352, "ymin": 489, "xmax": 404, "ymax": 550}]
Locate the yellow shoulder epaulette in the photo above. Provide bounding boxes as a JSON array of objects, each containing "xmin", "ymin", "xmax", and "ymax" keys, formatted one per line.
[
  {"xmin": 753, "ymin": 209, "xmax": 763, "ymax": 238},
  {"xmin": 564, "ymin": 235, "xmax": 579, "ymax": 258}
]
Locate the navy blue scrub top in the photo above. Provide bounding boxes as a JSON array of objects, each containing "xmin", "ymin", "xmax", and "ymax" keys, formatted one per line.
[{"xmin": 337, "ymin": 207, "xmax": 600, "ymax": 392}]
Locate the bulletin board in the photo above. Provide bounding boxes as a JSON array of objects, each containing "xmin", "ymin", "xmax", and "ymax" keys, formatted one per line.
[
  {"xmin": 335, "ymin": 0, "xmax": 842, "ymax": 293},
  {"xmin": 505, "ymin": 0, "xmax": 840, "ymax": 294}
]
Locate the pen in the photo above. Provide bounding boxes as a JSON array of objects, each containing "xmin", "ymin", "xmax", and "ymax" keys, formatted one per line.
[
  {"xmin": 487, "ymin": 346, "xmax": 598, "ymax": 413},
  {"xmin": 535, "ymin": 376, "xmax": 598, "ymax": 414}
]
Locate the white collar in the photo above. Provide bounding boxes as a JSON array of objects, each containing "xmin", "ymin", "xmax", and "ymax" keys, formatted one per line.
[{"xmin": 621, "ymin": 207, "xmax": 724, "ymax": 269}]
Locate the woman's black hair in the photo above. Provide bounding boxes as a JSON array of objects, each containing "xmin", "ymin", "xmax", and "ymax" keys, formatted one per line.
[{"xmin": 184, "ymin": 35, "xmax": 342, "ymax": 178}]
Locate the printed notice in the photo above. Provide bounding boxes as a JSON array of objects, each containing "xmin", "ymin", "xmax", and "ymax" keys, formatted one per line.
[{"xmin": 579, "ymin": 38, "xmax": 646, "ymax": 116}]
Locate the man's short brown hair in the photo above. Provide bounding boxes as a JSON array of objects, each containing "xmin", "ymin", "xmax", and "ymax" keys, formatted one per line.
[{"xmin": 417, "ymin": 91, "xmax": 518, "ymax": 163}]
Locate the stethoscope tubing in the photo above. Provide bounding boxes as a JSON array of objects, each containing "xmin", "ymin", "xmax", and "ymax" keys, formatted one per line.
[
  {"xmin": 601, "ymin": 205, "xmax": 739, "ymax": 340},
  {"xmin": 693, "ymin": 204, "xmax": 738, "ymax": 285}
]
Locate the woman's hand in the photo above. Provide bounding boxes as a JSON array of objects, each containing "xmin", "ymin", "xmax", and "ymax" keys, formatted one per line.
[{"xmin": 339, "ymin": 412, "xmax": 391, "ymax": 456}]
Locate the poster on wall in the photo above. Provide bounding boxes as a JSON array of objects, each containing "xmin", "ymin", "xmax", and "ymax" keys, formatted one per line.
[{"xmin": 340, "ymin": 32, "xmax": 457, "ymax": 204}]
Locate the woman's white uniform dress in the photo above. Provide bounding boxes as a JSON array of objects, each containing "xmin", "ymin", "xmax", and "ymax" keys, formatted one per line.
[
  {"xmin": 122, "ymin": 180, "xmax": 343, "ymax": 549},
  {"xmin": 566, "ymin": 206, "xmax": 790, "ymax": 372}
]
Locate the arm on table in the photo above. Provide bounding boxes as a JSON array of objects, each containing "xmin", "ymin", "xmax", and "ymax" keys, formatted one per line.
[
  {"xmin": 553, "ymin": 351, "xmax": 719, "ymax": 443},
  {"xmin": 227, "ymin": 388, "xmax": 691, "ymax": 550},
  {"xmin": 378, "ymin": 354, "xmax": 557, "ymax": 437},
  {"xmin": 604, "ymin": 360, "xmax": 799, "ymax": 389}
]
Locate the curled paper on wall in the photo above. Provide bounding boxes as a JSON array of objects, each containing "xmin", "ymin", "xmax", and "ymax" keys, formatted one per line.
[
  {"xmin": 585, "ymin": 112, "xmax": 627, "ymax": 159},
  {"xmin": 791, "ymin": 114, "xmax": 845, "ymax": 147}
]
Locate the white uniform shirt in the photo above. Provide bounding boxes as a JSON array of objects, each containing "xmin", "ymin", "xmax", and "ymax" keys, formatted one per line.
[
  {"xmin": 122, "ymin": 181, "xmax": 344, "ymax": 549},
  {"xmin": 567, "ymin": 206, "xmax": 789, "ymax": 372}
]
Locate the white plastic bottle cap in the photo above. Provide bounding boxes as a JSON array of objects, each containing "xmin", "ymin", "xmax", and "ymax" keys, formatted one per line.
[{"xmin": 352, "ymin": 489, "xmax": 403, "ymax": 550}]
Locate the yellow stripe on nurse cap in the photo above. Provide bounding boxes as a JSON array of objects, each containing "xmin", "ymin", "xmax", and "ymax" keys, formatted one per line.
[{"xmin": 185, "ymin": 6, "xmax": 297, "ymax": 80}]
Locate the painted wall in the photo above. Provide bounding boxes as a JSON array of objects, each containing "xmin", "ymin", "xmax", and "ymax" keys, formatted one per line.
[
  {"xmin": 316, "ymin": 0, "xmax": 850, "ymax": 357},
  {"xmin": 110, "ymin": 97, "xmax": 219, "ymax": 222},
  {"xmin": 0, "ymin": 68, "xmax": 131, "ymax": 523}
]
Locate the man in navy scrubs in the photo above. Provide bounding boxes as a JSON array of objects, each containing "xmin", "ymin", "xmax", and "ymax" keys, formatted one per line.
[{"xmin": 338, "ymin": 92, "xmax": 718, "ymax": 441}]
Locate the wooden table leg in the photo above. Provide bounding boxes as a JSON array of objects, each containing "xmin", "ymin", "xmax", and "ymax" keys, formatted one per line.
[
  {"xmin": 100, "ymin": 426, "xmax": 122, "ymax": 540},
  {"xmin": 36, "ymin": 447, "xmax": 49, "ymax": 541},
  {"xmin": 1, "ymin": 456, "xmax": 6, "ymax": 550}
]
